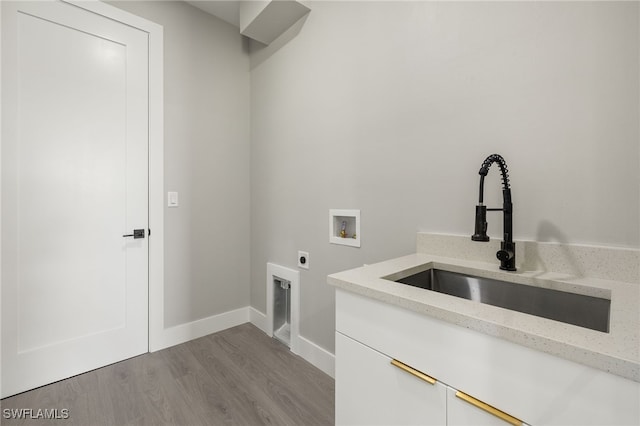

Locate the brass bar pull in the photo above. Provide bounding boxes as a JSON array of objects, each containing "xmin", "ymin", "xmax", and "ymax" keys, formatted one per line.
[
  {"xmin": 390, "ymin": 359, "xmax": 436, "ymax": 385},
  {"xmin": 455, "ymin": 391, "xmax": 522, "ymax": 426}
]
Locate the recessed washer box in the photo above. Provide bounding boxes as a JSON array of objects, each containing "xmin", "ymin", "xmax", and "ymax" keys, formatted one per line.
[{"xmin": 329, "ymin": 209, "xmax": 360, "ymax": 248}]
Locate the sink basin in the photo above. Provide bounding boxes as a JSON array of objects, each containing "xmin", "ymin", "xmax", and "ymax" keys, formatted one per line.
[{"xmin": 390, "ymin": 269, "xmax": 610, "ymax": 333}]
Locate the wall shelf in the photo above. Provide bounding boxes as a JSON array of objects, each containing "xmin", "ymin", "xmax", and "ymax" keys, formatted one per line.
[{"xmin": 330, "ymin": 209, "xmax": 360, "ymax": 248}]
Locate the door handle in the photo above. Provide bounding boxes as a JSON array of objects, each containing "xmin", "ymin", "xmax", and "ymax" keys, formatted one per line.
[{"xmin": 123, "ymin": 229, "xmax": 145, "ymax": 239}]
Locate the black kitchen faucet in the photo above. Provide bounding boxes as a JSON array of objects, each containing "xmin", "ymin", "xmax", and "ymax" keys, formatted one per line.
[{"xmin": 472, "ymin": 154, "xmax": 517, "ymax": 271}]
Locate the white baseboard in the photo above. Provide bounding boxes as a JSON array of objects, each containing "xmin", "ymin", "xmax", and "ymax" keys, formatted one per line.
[
  {"xmin": 152, "ymin": 306, "xmax": 249, "ymax": 351},
  {"xmin": 249, "ymin": 306, "xmax": 269, "ymax": 334},
  {"xmin": 297, "ymin": 335, "xmax": 335, "ymax": 378},
  {"xmin": 249, "ymin": 307, "xmax": 335, "ymax": 379}
]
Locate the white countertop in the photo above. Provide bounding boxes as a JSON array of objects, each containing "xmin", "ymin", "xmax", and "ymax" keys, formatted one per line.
[{"xmin": 328, "ymin": 251, "xmax": 640, "ymax": 382}]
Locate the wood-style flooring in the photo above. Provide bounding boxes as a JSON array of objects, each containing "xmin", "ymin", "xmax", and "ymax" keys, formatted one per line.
[{"xmin": 0, "ymin": 323, "xmax": 335, "ymax": 426}]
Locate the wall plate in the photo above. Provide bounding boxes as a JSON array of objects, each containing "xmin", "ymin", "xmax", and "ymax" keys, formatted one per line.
[
  {"xmin": 297, "ymin": 251, "xmax": 309, "ymax": 269},
  {"xmin": 167, "ymin": 191, "xmax": 179, "ymax": 207}
]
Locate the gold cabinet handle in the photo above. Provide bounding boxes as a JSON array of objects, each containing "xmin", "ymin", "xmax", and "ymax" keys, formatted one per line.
[
  {"xmin": 455, "ymin": 391, "xmax": 522, "ymax": 426},
  {"xmin": 390, "ymin": 359, "xmax": 436, "ymax": 385}
]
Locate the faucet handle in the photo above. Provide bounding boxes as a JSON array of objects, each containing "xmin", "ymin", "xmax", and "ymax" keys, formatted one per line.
[
  {"xmin": 497, "ymin": 241, "xmax": 517, "ymax": 271},
  {"xmin": 496, "ymin": 249, "xmax": 512, "ymax": 262}
]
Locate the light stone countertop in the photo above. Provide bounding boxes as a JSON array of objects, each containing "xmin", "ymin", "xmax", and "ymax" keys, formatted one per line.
[{"xmin": 328, "ymin": 235, "xmax": 640, "ymax": 383}]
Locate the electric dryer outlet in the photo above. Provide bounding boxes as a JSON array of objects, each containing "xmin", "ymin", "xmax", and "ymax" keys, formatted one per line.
[{"xmin": 298, "ymin": 251, "xmax": 309, "ymax": 269}]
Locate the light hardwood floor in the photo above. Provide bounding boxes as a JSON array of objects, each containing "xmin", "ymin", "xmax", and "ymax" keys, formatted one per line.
[{"xmin": 1, "ymin": 323, "xmax": 335, "ymax": 426}]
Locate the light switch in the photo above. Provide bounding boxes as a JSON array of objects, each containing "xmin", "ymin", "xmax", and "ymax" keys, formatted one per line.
[{"xmin": 168, "ymin": 191, "xmax": 179, "ymax": 207}]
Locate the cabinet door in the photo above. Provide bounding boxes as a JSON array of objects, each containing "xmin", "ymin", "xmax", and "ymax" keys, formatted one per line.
[
  {"xmin": 447, "ymin": 386, "xmax": 523, "ymax": 426},
  {"xmin": 336, "ymin": 332, "xmax": 447, "ymax": 426}
]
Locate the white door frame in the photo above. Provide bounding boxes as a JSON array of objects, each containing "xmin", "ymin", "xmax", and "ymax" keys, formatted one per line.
[
  {"xmin": 0, "ymin": 0, "xmax": 164, "ymax": 397},
  {"xmin": 1, "ymin": 0, "xmax": 3, "ymax": 400}
]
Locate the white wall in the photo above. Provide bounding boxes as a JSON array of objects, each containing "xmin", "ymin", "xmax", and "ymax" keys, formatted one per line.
[
  {"xmin": 109, "ymin": 1, "xmax": 251, "ymax": 328},
  {"xmin": 250, "ymin": 1, "xmax": 640, "ymax": 353}
]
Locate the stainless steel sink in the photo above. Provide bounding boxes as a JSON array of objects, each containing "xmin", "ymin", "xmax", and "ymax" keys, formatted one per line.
[{"xmin": 391, "ymin": 269, "xmax": 610, "ymax": 333}]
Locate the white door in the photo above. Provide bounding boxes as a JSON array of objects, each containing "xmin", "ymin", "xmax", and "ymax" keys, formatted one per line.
[{"xmin": 1, "ymin": 0, "xmax": 149, "ymax": 397}]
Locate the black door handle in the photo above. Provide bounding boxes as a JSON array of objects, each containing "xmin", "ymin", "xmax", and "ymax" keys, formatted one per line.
[{"xmin": 123, "ymin": 229, "xmax": 145, "ymax": 239}]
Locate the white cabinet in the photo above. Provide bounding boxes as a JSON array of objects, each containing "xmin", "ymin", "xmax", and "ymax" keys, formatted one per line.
[
  {"xmin": 336, "ymin": 330, "xmax": 520, "ymax": 426},
  {"xmin": 336, "ymin": 332, "xmax": 447, "ymax": 425},
  {"xmin": 335, "ymin": 289, "xmax": 640, "ymax": 426}
]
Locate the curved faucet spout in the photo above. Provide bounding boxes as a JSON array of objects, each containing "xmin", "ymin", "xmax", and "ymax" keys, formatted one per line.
[
  {"xmin": 477, "ymin": 154, "xmax": 511, "ymax": 204},
  {"xmin": 472, "ymin": 154, "xmax": 516, "ymax": 271}
]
